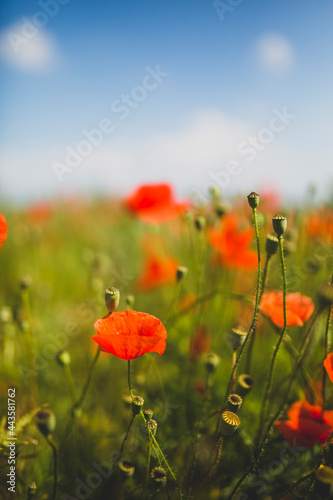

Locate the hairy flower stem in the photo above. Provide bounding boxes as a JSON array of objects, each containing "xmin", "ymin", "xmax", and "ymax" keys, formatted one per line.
[
  {"xmin": 229, "ymin": 307, "xmax": 322, "ymax": 500},
  {"xmin": 322, "ymin": 303, "xmax": 332, "ymax": 408},
  {"xmin": 246, "ymin": 254, "xmax": 271, "ymax": 373},
  {"xmin": 224, "ymin": 206, "xmax": 262, "ymax": 400},
  {"xmin": 63, "ymin": 364, "xmax": 78, "ymax": 403},
  {"xmin": 73, "ymin": 347, "xmax": 100, "ymax": 414},
  {"xmin": 120, "ymin": 415, "xmax": 135, "ymax": 457},
  {"xmin": 259, "ymin": 236, "xmax": 287, "ymax": 435},
  {"xmin": 128, "ymin": 360, "xmax": 134, "ymax": 399},
  {"xmin": 46, "ymin": 436, "xmax": 57, "ymax": 500}
]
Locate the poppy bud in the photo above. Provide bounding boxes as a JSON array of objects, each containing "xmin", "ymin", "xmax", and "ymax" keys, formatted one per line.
[
  {"xmin": 119, "ymin": 460, "xmax": 135, "ymax": 478},
  {"xmin": 105, "ymin": 287, "xmax": 120, "ymax": 313},
  {"xmin": 318, "ymin": 281, "xmax": 333, "ymax": 308},
  {"xmin": 27, "ymin": 482, "xmax": 37, "ymax": 498},
  {"xmin": 247, "ymin": 192, "xmax": 260, "ymax": 209},
  {"xmin": 132, "ymin": 396, "xmax": 144, "ymax": 416},
  {"xmin": 272, "ymin": 214, "xmax": 287, "ymax": 237},
  {"xmin": 125, "ymin": 294, "xmax": 135, "ymax": 307},
  {"xmin": 147, "ymin": 419, "xmax": 158, "ymax": 437},
  {"xmin": 265, "ymin": 233, "xmax": 279, "ymax": 256},
  {"xmin": 209, "ymin": 186, "xmax": 220, "ymax": 201},
  {"xmin": 230, "ymin": 328, "xmax": 247, "ymax": 351},
  {"xmin": 226, "ymin": 394, "xmax": 242, "ymax": 413},
  {"xmin": 195, "ymin": 216, "xmax": 206, "ymax": 231},
  {"xmin": 219, "ymin": 411, "xmax": 240, "ymax": 437},
  {"xmin": 35, "ymin": 408, "xmax": 56, "ymax": 438},
  {"xmin": 19, "ymin": 275, "xmax": 32, "ymax": 290},
  {"xmin": 214, "ymin": 202, "xmax": 229, "ymax": 218},
  {"xmin": 143, "ymin": 408, "xmax": 154, "ymax": 421},
  {"xmin": 176, "ymin": 265, "xmax": 188, "ymax": 283},
  {"xmin": 204, "ymin": 352, "xmax": 220, "ymax": 373},
  {"xmin": 236, "ymin": 374, "xmax": 254, "ymax": 398},
  {"xmin": 151, "ymin": 466, "xmax": 167, "ymax": 487},
  {"xmin": 56, "ymin": 349, "xmax": 71, "ymax": 367}
]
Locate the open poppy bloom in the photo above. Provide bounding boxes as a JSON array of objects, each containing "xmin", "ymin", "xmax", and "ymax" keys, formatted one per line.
[
  {"xmin": 0, "ymin": 213, "xmax": 8, "ymax": 246},
  {"xmin": 260, "ymin": 292, "xmax": 314, "ymax": 327},
  {"xmin": 124, "ymin": 183, "xmax": 189, "ymax": 224},
  {"xmin": 275, "ymin": 400, "xmax": 333, "ymax": 447},
  {"xmin": 324, "ymin": 353, "xmax": 333, "ymax": 384},
  {"xmin": 92, "ymin": 310, "xmax": 167, "ymax": 360},
  {"xmin": 137, "ymin": 252, "xmax": 178, "ymax": 291},
  {"xmin": 207, "ymin": 214, "xmax": 258, "ymax": 269}
]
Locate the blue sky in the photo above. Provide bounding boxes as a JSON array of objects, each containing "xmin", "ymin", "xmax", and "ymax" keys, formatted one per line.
[{"xmin": 1, "ymin": 0, "xmax": 333, "ymax": 204}]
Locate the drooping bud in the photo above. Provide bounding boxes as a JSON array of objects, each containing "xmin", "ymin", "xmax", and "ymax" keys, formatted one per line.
[
  {"xmin": 195, "ymin": 216, "xmax": 206, "ymax": 232},
  {"xmin": 226, "ymin": 394, "xmax": 242, "ymax": 413},
  {"xmin": 236, "ymin": 374, "xmax": 254, "ymax": 398},
  {"xmin": 219, "ymin": 411, "xmax": 240, "ymax": 436},
  {"xmin": 272, "ymin": 214, "xmax": 287, "ymax": 237},
  {"xmin": 56, "ymin": 349, "xmax": 71, "ymax": 367},
  {"xmin": 35, "ymin": 408, "xmax": 56, "ymax": 438},
  {"xmin": 105, "ymin": 287, "xmax": 120, "ymax": 313},
  {"xmin": 230, "ymin": 328, "xmax": 247, "ymax": 351},
  {"xmin": 132, "ymin": 396, "xmax": 144, "ymax": 416},
  {"xmin": 265, "ymin": 233, "xmax": 279, "ymax": 256},
  {"xmin": 204, "ymin": 352, "xmax": 220, "ymax": 374},
  {"xmin": 176, "ymin": 265, "xmax": 188, "ymax": 283},
  {"xmin": 247, "ymin": 192, "xmax": 260, "ymax": 209},
  {"xmin": 151, "ymin": 466, "xmax": 167, "ymax": 487}
]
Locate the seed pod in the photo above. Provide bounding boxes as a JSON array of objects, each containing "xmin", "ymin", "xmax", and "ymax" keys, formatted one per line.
[
  {"xmin": 272, "ymin": 214, "xmax": 287, "ymax": 237},
  {"xmin": 204, "ymin": 352, "xmax": 220, "ymax": 374},
  {"xmin": 151, "ymin": 466, "xmax": 167, "ymax": 487},
  {"xmin": 132, "ymin": 396, "xmax": 144, "ymax": 416},
  {"xmin": 219, "ymin": 411, "xmax": 240, "ymax": 436},
  {"xmin": 230, "ymin": 328, "xmax": 247, "ymax": 351},
  {"xmin": 247, "ymin": 192, "xmax": 260, "ymax": 209},
  {"xmin": 176, "ymin": 266, "xmax": 188, "ymax": 283},
  {"xmin": 265, "ymin": 233, "xmax": 279, "ymax": 256},
  {"xmin": 236, "ymin": 374, "xmax": 254, "ymax": 398},
  {"xmin": 35, "ymin": 408, "xmax": 56, "ymax": 438},
  {"xmin": 226, "ymin": 394, "xmax": 242, "ymax": 413},
  {"xmin": 119, "ymin": 460, "xmax": 135, "ymax": 478}
]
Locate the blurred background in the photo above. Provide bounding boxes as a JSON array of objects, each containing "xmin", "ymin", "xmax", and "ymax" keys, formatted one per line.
[{"xmin": 1, "ymin": 0, "xmax": 333, "ymax": 206}]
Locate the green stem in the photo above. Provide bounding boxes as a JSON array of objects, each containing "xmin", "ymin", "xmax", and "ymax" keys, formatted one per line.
[
  {"xmin": 128, "ymin": 360, "xmax": 134, "ymax": 399},
  {"xmin": 120, "ymin": 415, "xmax": 135, "ymax": 457},
  {"xmin": 224, "ymin": 207, "xmax": 262, "ymax": 400},
  {"xmin": 46, "ymin": 436, "xmax": 57, "ymax": 500},
  {"xmin": 64, "ymin": 364, "xmax": 78, "ymax": 403},
  {"xmin": 259, "ymin": 236, "xmax": 287, "ymax": 434},
  {"xmin": 322, "ymin": 304, "xmax": 332, "ymax": 408},
  {"xmin": 245, "ymin": 255, "xmax": 271, "ymax": 373},
  {"xmin": 229, "ymin": 307, "xmax": 322, "ymax": 499},
  {"xmin": 146, "ymin": 442, "xmax": 151, "ymax": 483},
  {"xmin": 73, "ymin": 347, "xmax": 100, "ymax": 413}
]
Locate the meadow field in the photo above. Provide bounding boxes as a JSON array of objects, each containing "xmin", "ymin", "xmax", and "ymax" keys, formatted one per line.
[{"xmin": 0, "ymin": 184, "xmax": 332, "ymax": 500}]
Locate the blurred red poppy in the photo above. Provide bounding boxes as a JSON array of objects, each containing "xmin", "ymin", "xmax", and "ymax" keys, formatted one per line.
[
  {"xmin": 0, "ymin": 214, "xmax": 8, "ymax": 246},
  {"xmin": 138, "ymin": 253, "xmax": 178, "ymax": 291},
  {"xmin": 189, "ymin": 327, "xmax": 211, "ymax": 361},
  {"xmin": 207, "ymin": 213, "xmax": 258, "ymax": 269},
  {"xmin": 25, "ymin": 202, "xmax": 52, "ymax": 224},
  {"xmin": 260, "ymin": 292, "xmax": 314, "ymax": 327},
  {"xmin": 324, "ymin": 353, "xmax": 333, "ymax": 384},
  {"xmin": 92, "ymin": 310, "xmax": 167, "ymax": 360},
  {"xmin": 275, "ymin": 400, "xmax": 333, "ymax": 447},
  {"xmin": 306, "ymin": 208, "xmax": 333, "ymax": 243},
  {"xmin": 124, "ymin": 183, "xmax": 189, "ymax": 223}
]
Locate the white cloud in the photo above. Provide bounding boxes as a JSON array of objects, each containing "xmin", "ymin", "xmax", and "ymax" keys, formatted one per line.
[
  {"xmin": 0, "ymin": 21, "xmax": 59, "ymax": 71},
  {"xmin": 0, "ymin": 110, "xmax": 329, "ymax": 204},
  {"xmin": 253, "ymin": 33, "xmax": 295, "ymax": 74}
]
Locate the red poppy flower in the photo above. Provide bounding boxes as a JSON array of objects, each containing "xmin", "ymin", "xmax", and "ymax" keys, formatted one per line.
[
  {"xmin": 189, "ymin": 327, "xmax": 211, "ymax": 361},
  {"xmin": 0, "ymin": 213, "xmax": 8, "ymax": 246},
  {"xmin": 92, "ymin": 310, "xmax": 167, "ymax": 360},
  {"xmin": 137, "ymin": 253, "xmax": 178, "ymax": 291},
  {"xmin": 260, "ymin": 292, "xmax": 314, "ymax": 327},
  {"xmin": 207, "ymin": 213, "xmax": 258, "ymax": 269},
  {"xmin": 275, "ymin": 400, "xmax": 333, "ymax": 447},
  {"xmin": 306, "ymin": 208, "xmax": 333, "ymax": 243},
  {"xmin": 324, "ymin": 353, "xmax": 333, "ymax": 384},
  {"xmin": 124, "ymin": 183, "xmax": 189, "ymax": 224},
  {"xmin": 25, "ymin": 202, "xmax": 52, "ymax": 224}
]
